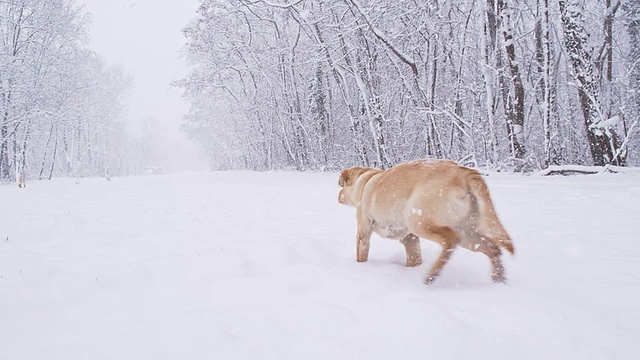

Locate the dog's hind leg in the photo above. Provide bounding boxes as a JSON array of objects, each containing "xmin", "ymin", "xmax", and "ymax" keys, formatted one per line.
[
  {"xmin": 400, "ymin": 234, "xmax": 422, "ymax": 267},
  {"xmin": 479, "ymin": 239, "xmax": 505, "ymax": 283},
  {"xmin": 458, "ymin": 231, "xmax": 506, "ymax": 283},
  {"xmin": 413, "ymin": 226, "xmax": 459, "ymax": 285}
]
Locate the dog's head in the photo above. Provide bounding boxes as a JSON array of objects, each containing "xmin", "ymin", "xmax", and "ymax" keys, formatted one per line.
[{"xmin": 338, "ymin": 166, "xmax": 371, "ymax": 206}]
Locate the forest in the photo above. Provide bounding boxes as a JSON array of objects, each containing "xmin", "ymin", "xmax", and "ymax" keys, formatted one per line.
[
  {"xmin": 0, "ymin": 0, "xmax": 148, "ymax": 185},
  {"xmin": 179, "ymin": 0, "xmax": 640, "ymax": 171},
  {"xmin": 2, "ymin": 0, "xmax": 640, "ymax": 185}
]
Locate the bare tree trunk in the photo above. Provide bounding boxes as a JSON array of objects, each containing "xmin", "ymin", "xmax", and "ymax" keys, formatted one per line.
[
  {"xmin": 427, "ymin": 40, "xmax": 443, "ymax": 159},
  {"xmin": 558, "ymin": 0, "xmax": 620, "ymax": 166},
  {"xmin": 336, "ymin": 27, "xmax": 381, "ymax": 167},
  {"xmin": 16, "ymin": 128, "xmax": 28, "ymax": 188},
  {"xmin": 535, "ymin": 0, "xmax": 555, "ymax": 167},
  {"xmin": 310, "ymin": 64, "xmax": 330, "ymax": 168},
  {"xmin": 312, "ymin": 21, "xmax": 368, "ymax": 166},
  {"xmin": 628, "ymin": 0, "xmax": 640, "ymax": 117},
  {"xmin": 600, "ymin": 0, "xmax": 620, "ymax": 83},
  {"xmin": 497, "ymin": 0, "xmax": 526, "ymax": 163},
  {"xmin": 48, "ymin": 133, "xmax": 59, "ymax": 180},
  {"xmin": 0, "ymin": 126, "xmax": 9, "ymax": 180},
  {"xmin": 599, "ymin": 0, "xmax": 626, "ymax": 165},
  {"xmin": 39, "ymin": 122, "xmax": 56, "ymax": 179},
  {"xmin": 480, "ymin": 0, "xmax": 500, "ymax": 166},
  {"xmin": 1, "ymin": 90, "xmax": 12, "ymax": 180}
]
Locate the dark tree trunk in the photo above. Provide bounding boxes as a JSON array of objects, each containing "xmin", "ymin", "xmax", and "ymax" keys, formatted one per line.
[
  {"xmin": 558, "ymin": 0, "xmax": 619, "ymax": 166},
  {"xmin": 535, "ymin": 0, "xmax": 555, "ymax": 167},
  {"xmin": 497, "ymin": 0, "xmax": 526, "ymax": 161}
]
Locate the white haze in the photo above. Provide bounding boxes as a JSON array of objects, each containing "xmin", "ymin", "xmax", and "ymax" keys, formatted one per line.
[{"xmin": 80, "ymin": 0, "xmax": 208, "ymax": 173}]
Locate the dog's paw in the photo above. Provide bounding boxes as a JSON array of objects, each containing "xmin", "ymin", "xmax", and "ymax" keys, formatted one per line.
[
  {"xmin": 406, "ymin": 259, "xmax": 422, "ymax": 267},
  {"xmin": 492, "ymin": 275, "xmax": 507, "ymax": 284}
]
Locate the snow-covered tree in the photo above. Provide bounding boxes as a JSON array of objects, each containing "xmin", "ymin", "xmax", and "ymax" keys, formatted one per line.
[
  {"xmin": 0, "ymin": 0, "xmax": 132, "ymax": 185},
  {"xmin": 178, "ymin": 0, "xmax": 640, "ymax": 171}
]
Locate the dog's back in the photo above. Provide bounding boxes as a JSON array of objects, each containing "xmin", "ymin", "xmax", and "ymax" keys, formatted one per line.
[{"xmin": 363, "ymin": 160, "xmax": 484, "ymax": 231}]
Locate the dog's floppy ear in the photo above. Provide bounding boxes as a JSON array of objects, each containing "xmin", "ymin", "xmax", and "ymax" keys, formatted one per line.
[
  {"xmin": 339, "ymin": 167, "xmax": 367, "ymax": 187},
  {"xmin": 338, "ymin": 169, "xmax": 349, "ymax": 187}
]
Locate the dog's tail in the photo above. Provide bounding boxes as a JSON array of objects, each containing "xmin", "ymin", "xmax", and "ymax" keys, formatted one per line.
[{"xmin": 466, "ymin": 169, "xmax": 514, "ymax": 254}]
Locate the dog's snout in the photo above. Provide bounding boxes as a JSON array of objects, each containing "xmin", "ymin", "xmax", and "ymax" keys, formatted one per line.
[{"xmin": 338, "ymin": 189, "xmax": 345, "ymax": 204}]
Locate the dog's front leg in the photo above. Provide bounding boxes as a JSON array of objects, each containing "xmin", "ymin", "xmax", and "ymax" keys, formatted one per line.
[
  {"xmin": 356, "ymin": 209, "xmax": 373, "ymax": 262},
  {"xmin": 400, "ymin": 234, "xmax": 423, "ymax": 267},
  {"xmin": 356, "ymin": 231, "xmax": 372, "ymax": 262}
]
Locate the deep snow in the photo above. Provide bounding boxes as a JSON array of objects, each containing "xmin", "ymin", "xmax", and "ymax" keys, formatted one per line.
[{"xmin": 1, "ymin": 171, "xmax": 639, "ymax": 359}]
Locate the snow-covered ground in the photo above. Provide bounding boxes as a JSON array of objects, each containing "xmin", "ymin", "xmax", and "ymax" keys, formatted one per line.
[{"xmin": 1, "ymin": 171, "xmax": 639, "ymax": 359}]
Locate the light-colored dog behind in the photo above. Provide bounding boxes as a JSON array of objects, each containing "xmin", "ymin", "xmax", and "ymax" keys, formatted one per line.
[{"xmin": 338, "ymin": 159, "xmax": 514, "ymax": 285}]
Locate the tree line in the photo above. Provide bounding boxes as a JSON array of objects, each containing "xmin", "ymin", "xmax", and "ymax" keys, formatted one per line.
[
  {"xmin": 0, "ymin": 0, "xmax": 147, "ymax": 185},
  {"xmin": 179, "ymin": 0, "xmax": 640, "ymax": 171}
]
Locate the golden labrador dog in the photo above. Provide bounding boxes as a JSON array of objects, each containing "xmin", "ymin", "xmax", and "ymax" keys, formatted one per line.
[{"xmin": 338, "ymin": 159, "xmax": 514, "ymax": 285}]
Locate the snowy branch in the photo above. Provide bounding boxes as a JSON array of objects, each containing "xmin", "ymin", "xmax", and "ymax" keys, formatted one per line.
[{"xmin": 345, "ymin": 0, "xmax": 419, "ymax": 76}]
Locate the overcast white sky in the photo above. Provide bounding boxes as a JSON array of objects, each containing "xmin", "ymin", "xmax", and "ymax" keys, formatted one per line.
[{"xmin": 80, "ymin": 0, "xmax": 207, "ymax": 172}]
